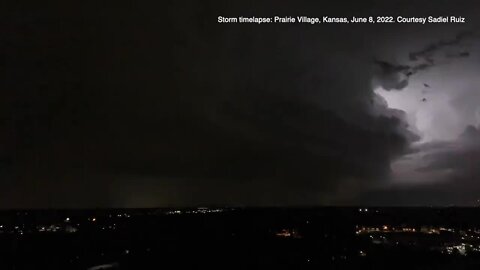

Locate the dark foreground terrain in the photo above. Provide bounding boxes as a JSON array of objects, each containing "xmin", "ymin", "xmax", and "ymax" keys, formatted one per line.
[{"xmin": 1, "ymin": 207, "xmax": 480, "ymax": 269}]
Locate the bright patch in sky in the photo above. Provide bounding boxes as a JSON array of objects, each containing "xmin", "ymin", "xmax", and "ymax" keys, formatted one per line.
[
  {"xmin": 374, "ymin": 55, "xmax": 480, "ymax": 187},
  {"xmin": 375, "ymin": 80, "xmax": 462, "ymax": 143}
]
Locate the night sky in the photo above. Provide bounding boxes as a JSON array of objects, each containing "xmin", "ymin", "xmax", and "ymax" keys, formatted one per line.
[{"xmin": 1, "ymin": 1, "xmax": 480, "ymax": 208}]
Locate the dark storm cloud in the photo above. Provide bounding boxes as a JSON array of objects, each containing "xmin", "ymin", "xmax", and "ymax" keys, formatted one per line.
[
  {"xmin": 372, "ymin": 59, "xmax": 410, "ymax": 90},
  {"xmin": 0, "ymin": 1, "xmax": 421, "ymax": 207},
  {"xmin": 416, "ymin": 125, "xmax": 480, "ymax": 173},
  {"xmin": 103, "ymin": 1, "xmax": 422, "ymax": 205},
  {"xmin": 360, "ymin": 125, "xmax": 480, "ymax": 206},
  {"xmin": 363, "ymin": 29, "xmax": 480, "ymax": 206},
  {"xmin": 1, "ymin": 0, "xmax": 479, "ymax": 207},
  {"xmin": 409, "ymin": 31, "xmax": 475, "ymax": 61},
  {"xmin": 373, "ymin": 31, "xmax": 478, "ymax": 91}
]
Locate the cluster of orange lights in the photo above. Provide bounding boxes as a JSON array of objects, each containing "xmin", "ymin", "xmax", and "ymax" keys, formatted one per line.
[
  {"xmin": 355, "ymin": 225, "xmax": 456, "ymax": 235},
  {"xmin": 356, "ymin": 225, "xmax": 419, "ymax": 234},
  {"xmin": 275, "ymin": 229, "xmax": 302, "ymax": 239}
]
